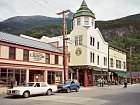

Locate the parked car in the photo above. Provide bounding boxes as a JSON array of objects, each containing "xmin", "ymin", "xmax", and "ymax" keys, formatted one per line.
[
  {"xmin": 57, "ymin": 79, "xmax": 80, "ymax": 93},
  {"xmin": 7, "ymin": 82, "xmax": 57, "ymax": 98}
]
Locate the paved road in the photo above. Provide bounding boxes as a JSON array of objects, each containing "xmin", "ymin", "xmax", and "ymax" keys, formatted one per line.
[{"xmin": 0, "ymin": 84, "xmax": 140, "ymax": 105}]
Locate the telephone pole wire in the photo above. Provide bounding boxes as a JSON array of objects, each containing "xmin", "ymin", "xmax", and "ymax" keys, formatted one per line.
[{"xmin": 57, "ymin": 10, "xmax": 70, "ymax": 81}]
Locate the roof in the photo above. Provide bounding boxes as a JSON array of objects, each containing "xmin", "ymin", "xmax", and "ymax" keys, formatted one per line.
[
  {"xmin": 109, "ymin": 43, "xmax": 128, "ymax": 53},
  {"xmin": 0, "ymin": 32, "xmax": 63, "ymax": 54},
  {"xmin": 73, "ymin": 0, "xmax": 95, "ymax": 19}
]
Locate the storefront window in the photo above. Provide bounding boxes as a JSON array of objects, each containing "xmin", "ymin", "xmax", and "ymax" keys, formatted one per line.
[
  {"xmin": 47, "ymin": 71, "xmax": 62, "ymax": 84},
  {"xmin": 0, "ymin": 68, "xmax": 26, "ymax": 87}
]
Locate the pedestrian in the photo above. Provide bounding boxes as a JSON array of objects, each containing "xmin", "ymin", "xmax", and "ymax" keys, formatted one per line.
[
  {"xmin": 123, "ymin": 78, "xmax": 127, "ymax": 89},
  {"xmin": 10, "ymin": 78, "xmax": 14, "ymax": 88},
  {"xmin": 101, "ymin": 77, "xmax": 104, "ymax": 87},
  {"xmin": 97, "ymin": 78, "xmax": 100, "ymax": 86}
]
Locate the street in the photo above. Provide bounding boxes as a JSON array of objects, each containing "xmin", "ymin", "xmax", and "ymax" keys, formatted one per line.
[{"xmin": 0, "ymin": 84, "xmax": 140, "ymax": 105}]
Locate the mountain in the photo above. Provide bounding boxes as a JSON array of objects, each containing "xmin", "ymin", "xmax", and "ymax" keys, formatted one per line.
[
  {"xmin": 0, "ymin": 13, "xmax": 140, "ymax": 70},
  {"xmin": 120, "ymin": 13, "xmax": 140, "ymax": 21},
  {"xmin": 0, "ymin": 15, "xmax": 71, "ymax": 35},
  {"xmin": 66, "ymin": 12, "xmax": 74, "ymax": 19}
]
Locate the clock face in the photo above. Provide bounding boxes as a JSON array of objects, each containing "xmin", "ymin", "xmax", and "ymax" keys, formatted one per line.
[{"xmin": 75, "ymin": 48, "xmax": 82, "ymax": 56}]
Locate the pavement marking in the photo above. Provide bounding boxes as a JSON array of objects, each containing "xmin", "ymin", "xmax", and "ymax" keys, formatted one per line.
[{"xmin": 28, "ymin": 96, "xmax": 110, "ymax": 105}]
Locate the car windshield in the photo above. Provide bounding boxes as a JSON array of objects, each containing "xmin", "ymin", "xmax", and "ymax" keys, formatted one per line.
[
  {"xmin": 25, "ymin": 83, "xmax": 35, "ymax": 87},
  {"xmin": 64, "ymin": 80, "xmax": 71, "ymax": 84}
]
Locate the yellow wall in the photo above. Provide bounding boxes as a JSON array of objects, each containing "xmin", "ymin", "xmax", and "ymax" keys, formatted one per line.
[
  {"xmin": 0, "ymin": 45, "xmax": 9, "ymax": 59},
  {"xmin": 109, "ymin": 47, "xmax": 126, "ymax": 71},
  {"xmin": 59, "ymin": 56, "xmax": 63, "ymax": 65},
  {"xmin": 16, "ymin": 48, "xmax": 23, "ymax": 60},
  {"xmin": 69, "ymin": 26, "xmax": 87, "ymax": 66},
  {"xmin": 50, "ymin": 55, "xmax": 55, "ymax": 64},
  {"xmin": 109, "ymin": 48, "xmax": 126, "ymax": 60}
]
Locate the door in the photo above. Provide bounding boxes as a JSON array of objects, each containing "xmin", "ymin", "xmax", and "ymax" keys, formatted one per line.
[{"xmin": 32, "ymin": 83, "xmax": 42, "ymax": 95}]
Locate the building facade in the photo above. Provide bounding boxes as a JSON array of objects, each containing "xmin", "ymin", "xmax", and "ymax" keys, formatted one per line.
[
  {"xmin": 109, "ymin": 44, "xmax": 127, "ymax": 85},
  {"xmin": 69, "ymin": 0, "xmax": 108, "ymax": 86},
  {"xmin": 39, "ymin": 0, "xmax": 127, "ymax": 87},
  {"xmin": 40, "ymin": 0, "xmax": 109, "ymax": 87},
  {"xmin": 0, "ymin": 32, "xmax": 64, "ymax": 87}
]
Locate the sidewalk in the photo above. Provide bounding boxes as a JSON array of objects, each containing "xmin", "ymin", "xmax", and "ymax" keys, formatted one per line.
[
  {"xmin": 80, "ymin": 83, "xmax": 140, "ymax": 91},
  {"xmin": 0, "ymin": 87, "xmax": 7, "ymax": 96}
]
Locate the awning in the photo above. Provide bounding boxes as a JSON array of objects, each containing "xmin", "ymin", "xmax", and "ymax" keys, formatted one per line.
[{"xmin": 114, "ymin": 71, "xmax": 127, "ymax": 77}]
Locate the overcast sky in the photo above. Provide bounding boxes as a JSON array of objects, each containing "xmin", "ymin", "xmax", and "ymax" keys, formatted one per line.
[{"xmin": 0, "ymin": 0, "xmax": 139, "ymax": 21}]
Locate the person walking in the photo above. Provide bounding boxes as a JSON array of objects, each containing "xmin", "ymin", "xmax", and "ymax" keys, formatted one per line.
[
  {"xmin": 10, "ymin": 78, "xmax": 14, "ymax": 88},
  {"xmin": 123, "ymin": 78, "xmax": 127, "ymax": 89}
]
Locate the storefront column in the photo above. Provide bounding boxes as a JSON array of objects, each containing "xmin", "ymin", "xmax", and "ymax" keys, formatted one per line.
[
  {"xmin": 84, "ymin": 69, "xmax": 88, "ymax": 87},
  {"xmin": 91, "ymin": 70, "xmax": 94, "ymax": 86},
  {"xmin": 71, "ymin": 73, "xmax": 73, "ymax": 80},
  {"xmin": 26, "ymin": 69, "xmax": 29, "ymax": 83},
  {"xmin": 44, "ymin": 71, "xmax": 47, "ymax": 82},
  {"xmin": 76, "ymin": 69, "xmax": 79, "ymax": 82}
]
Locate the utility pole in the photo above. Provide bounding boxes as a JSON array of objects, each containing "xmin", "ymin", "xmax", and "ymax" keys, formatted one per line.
[
  {"xmin": 57, "ymin": 10, "xmax": 70, "ymax": 81},
  {"xmin": 129, "ymin": 47, "xmax": 135, "ymax": 84}
]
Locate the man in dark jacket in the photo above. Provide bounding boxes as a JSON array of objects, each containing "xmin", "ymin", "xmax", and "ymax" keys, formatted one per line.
[{"xmin": 10, "ymin": 78, "xmax": 14, "ymax": 88}]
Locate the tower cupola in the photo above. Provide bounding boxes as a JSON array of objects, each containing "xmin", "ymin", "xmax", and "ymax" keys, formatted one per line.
[{"xmin": 73, "ymin": 0, "xmax": 96, "ymax": 29}]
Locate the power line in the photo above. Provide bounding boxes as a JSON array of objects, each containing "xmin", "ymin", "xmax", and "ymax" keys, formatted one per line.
[{"xmin": 32, "ymin": 0, "xmax": 58, "ymax": 16}]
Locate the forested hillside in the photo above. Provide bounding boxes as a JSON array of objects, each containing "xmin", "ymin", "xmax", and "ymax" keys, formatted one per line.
[{"xmin": 0, "ymin": 13, "xmax": 140, "ymax": 71}]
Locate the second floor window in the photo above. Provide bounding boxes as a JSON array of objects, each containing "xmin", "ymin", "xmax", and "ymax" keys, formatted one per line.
[
  {"xmin": 104, "ymin": 57, "xmax": 107, "ymax": 66},
  {"xmin": 90, "ymin": 52, "xmax": 92, "ymax": 63},
  {"xmin": 110, "ymin": 58, "xmax": 113, "ymax": 67},
  {"xmin": 90, "ymin": 52, "xmax": 95, "ymax": 63},
  {"xmin": 79, "ymin": 35, "xmax": 83, "ymax": 45},
  {"xmin": 55, "ymin": 55, "xmax": 59, "ymax": 64},
  {"xmin": 119, "ymin": 61, "xmax": 121, "ymax": 69},
  {"xmin": 75, "ymin": 35, "xmax": 83, "ymax": 46},
  {"xmin": 116, "ymin": 60, "xmax": 121, "ymax": 69},
  {"xmin": 90, "ymin": 37, "xmax": 95, "ymax": 46},
  {"xmin": 9, "ymin": 47, "xmax": 15, "ymax": 60},
  {"xmin": 97, "ymin": 56, "xmax": 99, "ymax": 65},
  {"xmin": 46, "ymin": 53, "xmax": 50, "ymax": 63},
  {"xmin": 23, "ymin": 49, "xmax": 29, "ymax": 61},
  {"xmin": 123, "ymin": 62, "xmax": 126, "ymax": 69}
]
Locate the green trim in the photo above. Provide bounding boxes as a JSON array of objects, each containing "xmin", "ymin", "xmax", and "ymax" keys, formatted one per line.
[
  {"xmin": 73, "ymin": 0, "xmax": 95, "ymax": 19},
  {"xmin": 114, "ymin": 71, "xmax": 127, "ymax": 77}
]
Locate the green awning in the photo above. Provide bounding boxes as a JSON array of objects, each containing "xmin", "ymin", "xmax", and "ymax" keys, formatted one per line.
[{"xmin": 114, "ymin": 71, "xmax": 127, "ymax": 77}]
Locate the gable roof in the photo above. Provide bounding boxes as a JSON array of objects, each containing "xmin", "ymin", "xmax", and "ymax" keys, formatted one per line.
[{"xmin": 0, "ymin": 32, "xmax": 63, "ymax": 54}]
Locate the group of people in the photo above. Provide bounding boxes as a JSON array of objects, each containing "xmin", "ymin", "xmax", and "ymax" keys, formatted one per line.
[
  {"xmin": 97, "ymin": 77, "xmax": 128, "ymax": 89},
  {"xmin": 97, "ymin": 77, "xmax": 105, "ymax": 87}
]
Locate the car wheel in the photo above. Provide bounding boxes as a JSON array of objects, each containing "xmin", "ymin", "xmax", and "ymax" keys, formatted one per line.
[
  {"xmin": 47, "ymin": 89, "xmax": 52, "ymax": 96},
  {"xmin": 23, "ymin": 91, "xmax": 29, "ymax": 98},
  {"xmin": 66, "ymin": 88, "xmax": 71, "ymax": 93},
  {"xmin": 76, "ymin": 87, "xmax": 79, "ymax": 92}
]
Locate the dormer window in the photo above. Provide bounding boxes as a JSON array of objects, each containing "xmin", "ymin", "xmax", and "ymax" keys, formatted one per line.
[
  {"xmin": 77, "ymin": 18, "xmax": 81, "ymax": 26},
  {"xmin": 84, "ymin": 17, "xmax": 89, "ymax": 25}
]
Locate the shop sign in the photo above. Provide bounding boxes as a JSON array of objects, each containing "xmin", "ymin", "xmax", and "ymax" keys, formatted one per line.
[{"xmin": 30, "ymin": 52, "xmax": 44, "ymax": 61}]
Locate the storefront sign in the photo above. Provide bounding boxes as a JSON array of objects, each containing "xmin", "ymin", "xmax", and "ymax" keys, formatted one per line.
[{"xmin": 30, "ymin": 52, "xmax": 44, "ymax": 61}]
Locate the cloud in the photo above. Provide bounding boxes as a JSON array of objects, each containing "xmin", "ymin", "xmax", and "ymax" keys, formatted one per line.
[{"xmin": 0, "ymin": 0, "xmax": 139, "ymax": 21}]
